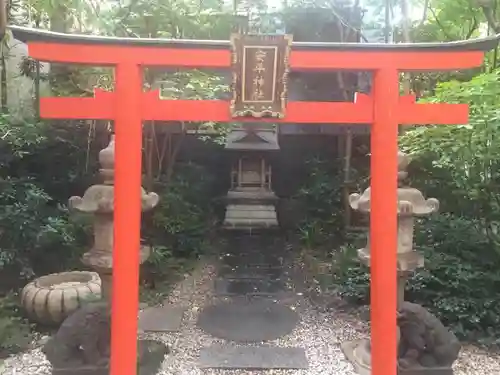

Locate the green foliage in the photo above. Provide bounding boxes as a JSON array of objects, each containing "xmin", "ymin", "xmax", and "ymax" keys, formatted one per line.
[
  {"xmin": 409, "ymin": 0, "xmax": 483, "ymax": 42},
  {"xmin": 0, "ymin": 178, "xmax": 86, "ymax": 278},
  {"xmin": 294, "ymin": 157, "xmax": 345, "ymax": 248},
  {"xmin": 0, "ymin": 116, "xmax": 89, "ymax": 287},
  {"xmin": 400, "ymin": 70, "xmax": 500, "ymax": 245},
  {"xmin": 408, "ymin": 215, "xmax": 500, "ymax": 343},
  {"xmin": 144, "ymin": 163, "xmax": 216, "ymax": 264},
  {"xmin": 99, "ymin": 0, "xmax": 232, "ymax": 39},
  {"xmin": 0, "ymin": 293, "xmax": 34, "ymax": 357}
]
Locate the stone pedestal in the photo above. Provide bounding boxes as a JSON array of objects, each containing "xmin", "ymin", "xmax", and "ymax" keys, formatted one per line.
[
  {"xmin": 223, "ymin": 191, "xmax": 279, "ymax": 229},
  {"xmin": 69, "ymin": 135, "xmax": 159, "ymax": 301}
]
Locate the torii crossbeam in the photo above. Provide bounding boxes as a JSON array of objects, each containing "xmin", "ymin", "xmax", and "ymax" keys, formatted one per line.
[{"xmin": 10, "ymin": 25, "xmax": 499, "ymax": 375}]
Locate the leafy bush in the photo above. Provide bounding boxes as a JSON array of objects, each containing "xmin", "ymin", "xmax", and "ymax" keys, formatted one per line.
[
  {"xmin": 0, "ymin": 293, "xmax": 34, "ymax": 358},
  {"xmin": 0, "ymin": 178, "xmax": 88, "ymax": 285},
  {"xmin": 293, "ymin": 157, "xmax": 345, "ymax": 248},
  {"xmin": 143, "ymin": 163, "xmax": 216, "ymax": 270},
  {"xmin": 400, "ymin": 70, "xmax": 500, "ymax": 243},
  {"xmin": 0, "ymin": 116, "xmax": 90, "ymax": 289}
]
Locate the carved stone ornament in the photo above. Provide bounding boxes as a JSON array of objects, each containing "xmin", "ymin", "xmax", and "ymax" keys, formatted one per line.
[
  {"xmin": 43, "ymin": 301, "xmax": 170, "ymax": 375},
  {"xmin": 342, "ymin": 302, "xmax": 460, "ymax": 375},
  {"xmin": 230, "ymin": 33, "xmax": 293, "ymax": 119}
]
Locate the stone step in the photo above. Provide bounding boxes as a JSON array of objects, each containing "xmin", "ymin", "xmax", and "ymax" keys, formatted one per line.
[
  {"xmin": 223, "ymin": 218, "xmax": 279, "ymax": 228},
  {"xmin": 137, "ymin": 306, "xmax": 185, "ymax": 333},
  {"xmin": 217, "ymin": 268, "xmax": 284, "ymax": 280},
  {"xmin": 225, "ymin": 211, "xmax": 277, "ymax": 220},
  {"xmin": 198, "ymin": 345, "xmax": 308, "ymax": 369},
  {"xmin": 214, "ymin": 278, "xmax": 291, "ymax": 296},
  {"xmin": 226, "ymin": 204, "xmax": 277, "ymax": 211},
  {"xmin": 221, "ymin": 253, "xmax": 284, "ymax": 266},
  {"xmin": 217, "ymin": 264, "xmax": 284, "ymax": 279}
]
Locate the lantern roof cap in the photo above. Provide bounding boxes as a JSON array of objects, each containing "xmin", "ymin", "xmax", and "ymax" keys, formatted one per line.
[{"xmin": 349, "ymin": 150, "xmax": 439, "ymax": 215}]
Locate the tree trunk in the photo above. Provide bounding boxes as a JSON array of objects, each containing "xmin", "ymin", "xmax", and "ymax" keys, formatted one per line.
[
  {"xmin": 49, "ymin": 3, "xmax": 71, "ymax": 84},
  {"xmin": 400, "ymin": 0, "xmax": 412, "ymax": 134},
  {"xmin": 0, "ymin": 0, "xmax": 7, "ymax": 113}
]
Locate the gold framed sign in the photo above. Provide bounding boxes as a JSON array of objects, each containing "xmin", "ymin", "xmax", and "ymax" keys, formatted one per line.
[{"xmin": 230, "ymin": 33, "xmax": 293, "ymax": 119}]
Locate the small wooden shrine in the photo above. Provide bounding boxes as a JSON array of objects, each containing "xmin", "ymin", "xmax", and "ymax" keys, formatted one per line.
[
  {"xmin": 222, "ymin": 32, "xmax": 291, "ymax": 230},
  {"xmin": 223, "ymin": 125, "xmax": 280, "ymax": 229}
]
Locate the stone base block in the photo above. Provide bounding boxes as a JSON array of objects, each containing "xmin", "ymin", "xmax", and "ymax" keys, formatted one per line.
[
  {"xmin": 223, "ymin": 204, "xmax": 279, "ymax": 229},
  {"xmin": 226, "ymin": 190, "xmax": 278, "ymax": 202},
  {"xmin": 341, "ymin": 340, "xmax": 453, "ymax": 375}
]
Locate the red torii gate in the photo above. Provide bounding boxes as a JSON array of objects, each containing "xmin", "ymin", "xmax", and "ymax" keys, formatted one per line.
[{"xmin": 11, "ymin": 25, "xmax": 499, "ymax": 375}]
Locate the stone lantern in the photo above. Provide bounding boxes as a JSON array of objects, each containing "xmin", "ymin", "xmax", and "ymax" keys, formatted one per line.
[
  {"xmin": 342, "ymin": 150, "xmax": 450, "ymax": 375},
  {"xmin": 349, "ymin": 150, "xmax": 439, "ymax": 306},
  {"xmin": 69, "ymin": 135, "xmax": 159, "ymax": 300}
]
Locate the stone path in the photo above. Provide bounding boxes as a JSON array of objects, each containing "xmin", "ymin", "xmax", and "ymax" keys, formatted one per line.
[
  {"xmin": 195, "ymin": 232, "xmax": 307, "ymax": 369},
  {"xmin": 3, "ymin": 242, "xmax": 500, "ymax": 374}
]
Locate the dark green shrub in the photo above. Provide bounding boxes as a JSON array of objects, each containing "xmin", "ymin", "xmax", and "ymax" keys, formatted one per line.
[
  {"xmin": 144, "ymin": 163, "xmax": 216, "ymax": 266},
  {"xmin": 294, "ymin": 157, "xmax": 345, "ymax": 248},
  {"xmin": 0, "ymin": 293, "xmax": 34, "ymax": 358}
]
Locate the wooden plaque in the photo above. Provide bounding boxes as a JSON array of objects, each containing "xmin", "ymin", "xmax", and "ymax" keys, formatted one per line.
[{"xmin": 230, "ymin": 33, "xmax": 293, "ymax": 119}]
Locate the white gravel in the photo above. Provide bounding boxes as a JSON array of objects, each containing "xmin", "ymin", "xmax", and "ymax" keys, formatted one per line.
[{"xmin": 2, "ymin": 259, "xmax": 500, "ymax": 375}]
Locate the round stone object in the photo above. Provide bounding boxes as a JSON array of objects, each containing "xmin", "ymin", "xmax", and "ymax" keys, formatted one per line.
[
  {"xmin": 197, "ymin": 298, "xmax": 299, "ymax": 342},
  {"xmin": 21, "ymin": 271, "xmax": 102, "ymax": 325}
]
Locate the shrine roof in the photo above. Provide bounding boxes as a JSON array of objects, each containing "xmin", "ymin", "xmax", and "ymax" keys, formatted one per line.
[
  {"xmin": 10, "ymin": 25, "xmax": 500, "ymax": 52},
  {"xmin": 225, "ymin": 129, "xmax": 280, "ymax": 151}
]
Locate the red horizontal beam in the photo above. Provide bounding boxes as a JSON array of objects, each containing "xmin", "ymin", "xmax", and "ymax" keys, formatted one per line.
[
  {"xmin": 39, "ymin": 90, "xmax": 371, "ymax": 123},
  {"xmin": 290, "ymin": 50, "xmax": 484, "ymax": 71},
  {"xmin": 39, "ymin": 91, "xmax": 469, "ymax": 125},
  {"xmin": 397, "ymin": 95, "xmax": 469, "ymax": 124},
  {"xmin": 28, "ymin": 42, "xmax": 484, "ymax": 71}
]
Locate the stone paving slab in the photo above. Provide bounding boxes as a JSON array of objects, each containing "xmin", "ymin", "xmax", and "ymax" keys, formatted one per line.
[
  {"xmin": 198, "ymin": 345, "xmax": 308, "ymax": 369},
  {"xmin": 214, "ymin": 278, "xmax": 289, "ymax": 296},
  {"xmin": 138, "ymin": 306, "xmax": 185, "ymax": 332},
  {"xmin": 197, "ymin": 299, "xmax": 299, "ymax": 342},
  {"xmin": 222, "ymin": 254, "xmax": 284, "ymax": 268},
  {"xmin": 218, "ymin": 264, "xmax": 284, "ymax": 277},
  {"xmin": 217, "ymin": 268, "xmax": 283, "ymax": 280}
]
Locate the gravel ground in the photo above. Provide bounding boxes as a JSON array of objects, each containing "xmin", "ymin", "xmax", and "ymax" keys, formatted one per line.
[{"xmin": 2, "ymin": 259, "xmax": 500, "ymax": 375}]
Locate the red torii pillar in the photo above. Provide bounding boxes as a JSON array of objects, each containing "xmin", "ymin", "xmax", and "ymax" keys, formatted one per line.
[{"xmin": 12, "ymin": 25, "xmax": 497, "ymax": 375}]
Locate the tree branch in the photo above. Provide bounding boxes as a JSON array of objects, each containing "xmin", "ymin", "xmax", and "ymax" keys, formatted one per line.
[
  {"xmin": 428, "ymin": 6, "xmax": 453, "ymax": 40},
  {"xmin": 479, "ymin": 3, "xmax": 500, "ymax": 33},
  {"xmin": 466, "ymin": 16, "xmax": 479, "ymax": 39},
  {"xmin": 420, "ymin": 0, "xmax": 430, "ymax": 26}
]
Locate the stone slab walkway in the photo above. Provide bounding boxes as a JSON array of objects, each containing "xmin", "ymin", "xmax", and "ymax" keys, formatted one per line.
[
  {"xmin": 198, "ymin": 345, "xmax": 308, "ymax": 369},
  {"xmin": 195, "ymin": 233, "xmax": 306, "ymax": 368},
  {"xmin": 2, "ymin": 257, "xmax": 500, "ymax": 375}
]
